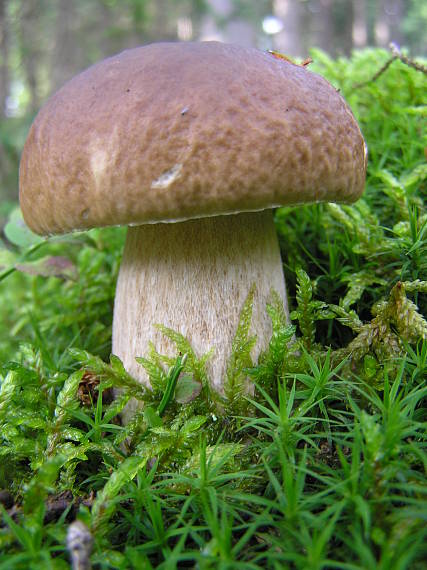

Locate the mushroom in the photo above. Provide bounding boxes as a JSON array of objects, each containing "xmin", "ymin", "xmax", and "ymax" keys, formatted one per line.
[{"xmin": 19, "ymin": 42, "xmax": 366, "ymax": 417}]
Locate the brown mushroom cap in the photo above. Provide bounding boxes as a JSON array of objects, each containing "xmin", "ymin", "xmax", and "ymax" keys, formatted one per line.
[{"xmin": 19, "ymin": 41, "xmax": 366, "ymax": 236}]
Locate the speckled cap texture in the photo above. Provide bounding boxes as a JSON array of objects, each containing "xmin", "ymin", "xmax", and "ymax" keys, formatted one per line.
[{"xmin": 19, "ymin": 41, "xmax": 366, "ymax": 235}]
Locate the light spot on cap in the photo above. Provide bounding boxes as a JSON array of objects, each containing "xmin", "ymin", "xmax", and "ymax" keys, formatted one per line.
[
  {"xmin": 90, "ymin": 147, "xmax": 108, "ymax": 186},
  {"xmin": 89, "ymin": 130, "xmax": 118, "ymax": 190},
  {"xmin": 363, "ymin": 140, "xmax": 368, "ymax": 170},
  {"xmin": 151, "ymin": 164, "xmax": 183, "ymax": 189}
]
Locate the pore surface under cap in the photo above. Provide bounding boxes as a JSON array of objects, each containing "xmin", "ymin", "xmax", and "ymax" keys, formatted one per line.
[{"xmin": 20, "ymin": 41, "xmax": 366, "ymax": 235}]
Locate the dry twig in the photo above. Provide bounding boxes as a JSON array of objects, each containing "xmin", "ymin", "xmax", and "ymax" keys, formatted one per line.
[
  {"xmin": 353, "ymin": 42, "xmax": 427, "ymax": 89},
  {"xmin": 67, "ymin": 520, "xmax": 93, "ymax": 570}
]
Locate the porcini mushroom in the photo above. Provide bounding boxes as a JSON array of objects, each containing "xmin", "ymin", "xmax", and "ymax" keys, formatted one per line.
[{"xmin": 19, "ymin": 42, "xmax": 366, "ymax": 416}]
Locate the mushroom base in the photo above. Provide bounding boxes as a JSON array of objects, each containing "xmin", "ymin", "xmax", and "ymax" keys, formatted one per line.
[{"xmin": 112, "ymin": 210, "xmax": 288, "ymax": 421}]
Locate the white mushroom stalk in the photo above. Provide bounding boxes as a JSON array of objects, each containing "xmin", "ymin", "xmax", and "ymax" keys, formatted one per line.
[{"xmin": 113, "ymin": 211, "xmax": 287, "ymax": 406}]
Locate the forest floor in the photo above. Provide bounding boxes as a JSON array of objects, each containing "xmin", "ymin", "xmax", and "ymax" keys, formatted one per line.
[{"xmin": 0, "ymin": 47, "xmax": 426, "ymax": 569}]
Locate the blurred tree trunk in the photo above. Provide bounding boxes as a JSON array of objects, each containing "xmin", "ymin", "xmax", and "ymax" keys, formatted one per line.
[
  {"xmin": 97, "ymin": 2, "xmax": 119, "ymax": 56},
  {"xmin": 51, "ymin": 0, "xmax": 78, "ymax": 93},
  {"xmin": 352, "ymin": 0, "xmax": 368, "ymax": 48},
  {"xmin": 150, "ymin": 0, "xmax": 178, "ymax": 40},
  {"xmin": 0, "ymin": 0, "xmax": 9, "ymax": 118},
  {"xmin": 50, "ymin": 0, "xmax": 74, "ymax": 92},
  {"xmin": 332, "ymin": 0, "xmax": 353, "ymax": 55},
  {"xmin": 200, "ymin": 0, "xmax": 255, "ymax": 46},
  {"xmin": 273, "ymin": 0, "xmax": 303, "ymax": 57},
  {"xmin": 20, "ymin": 0, "xmax": 40, "ymax": 114},
  {"xmin": 312, "ymin": 0, "xmax": 333, "ymax": 53},
  {"xmin": 200, "ymin": 0, "xmax": 230, "ymax": 42},
  {"xmin": 375, "ymin": 0, "xmax": 404, "ymax": 47},
  {"xmin": 0, "ymin": 0, "xmax": 9, "ymax": 202}
]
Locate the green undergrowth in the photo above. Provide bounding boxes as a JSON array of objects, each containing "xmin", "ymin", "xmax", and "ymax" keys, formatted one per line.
[{"xmin": 0, "ymin": 48, "xmax": 426, "ymax": 569}]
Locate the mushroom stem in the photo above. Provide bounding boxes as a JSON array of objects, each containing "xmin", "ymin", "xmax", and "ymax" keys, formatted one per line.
[{"xmin": 112, "ymin": 210, "xmax": 287, "ymax": 408}]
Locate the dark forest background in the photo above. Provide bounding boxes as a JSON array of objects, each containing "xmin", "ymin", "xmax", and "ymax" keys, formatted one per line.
[{"xmin": 0, "ymin": 0, "xmax": 425, "ymax": 209}]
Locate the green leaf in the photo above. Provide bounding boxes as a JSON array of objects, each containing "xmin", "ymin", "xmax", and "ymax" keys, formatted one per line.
[
  {"xmin": 377, "ymin": 169, "xmax": 404, "ymax": 191},
  {"xmin": 183, "ymin": 443, "xmax": 244, "ymax": 473},
  {"xmin": 70, "ymin": 350, "xmax": 147, "ymax": 399},
  {"xmin": 0, "ymin": 249, "xmax": 16, "ymax": 271},
  {"xmin": 143, "ymin": 406, "xmax": 162, "ymax": 428},
  {"xmin": 175, "ymin": 374, "xmax": 202, "ymax": 404},
  {"xmin": 181, "ymin": 415, "xmax": 208, "ymax": 434},
  {"xmin": 110, "ymin": 354, "xmax": 128, "ymax": 375},
  {"xmin": 59, "ymin": 427, "xmax": 85, "ymax": 442},
  {"xmin": 55, "ymin": 370, "xmax": 84, "ymax": 415},
  {"xmin": 157, "ymin": 353, "xmax": 187, "ymax": 416},
  {"xmin": 4, "ymin": 208, "xmax": 44, "ymax": 248},
  {"xmin": 91, "ymin": 455, "xmax": 148, "ymax": 532},
  {"xmin": 23, "ymin": 455, "xmax": 65, "ymax": 515},
  {"xmin": 341, "ymin": 270, "xmax": 387, "ymax": 309},
  {"xmin": 400, "ymin": 163, "xmax": 427, "ymax": 190},
  {"xmin": 16, "ymin": 255, "xmax": 77, "ymax": 280},
  {"xmin": 224, "ymin": 284, "xmax": 256, "ymax": 414},
  {"xmin": 135, "ymin": 354, "xmax": 167, "ymax": 392},
  {"xmin": 363, "ymin": 355, "xmax": 378, "ymax": 379},
  {"xmin": 0, "ymin": 371, "xmax": 18, "ymax": 420}
]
